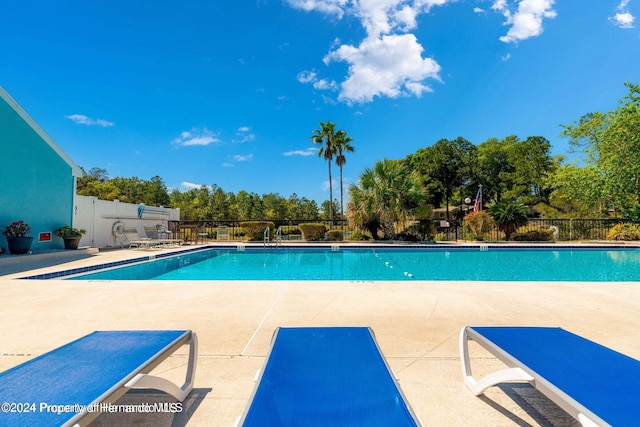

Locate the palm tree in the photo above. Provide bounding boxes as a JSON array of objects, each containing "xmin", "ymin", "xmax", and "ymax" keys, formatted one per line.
[
  {"xmin": 348, "ymin": 180, "xmax": 382, "ymax": 239},
  {"xmin": 334, "ymin": 130, "xmax": 354, "ymax": 219},
  {"xmin": 348, "ymin": 159, "xmax": 426, "ymax": 239},
  {"xmin": 488, "ymin": 200, "xmax": 529, "ymax": 241},
  {"xmin": 311, "ymin": 121, "xmax": 337, "ymax": 222}
]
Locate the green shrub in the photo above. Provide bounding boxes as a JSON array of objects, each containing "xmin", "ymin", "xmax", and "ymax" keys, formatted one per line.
[
  {"xmin": 240, "ymin": 221, "xmax": 275, "ymax": 241},
  {"xmin": 347, "ymin": 231, "xmax": 371, "ymax": 241},
  {"xmin": 395, "ymin": 229, "xmax": 420, "ymax": 242},
  {"xmin": 417, "ymin": 220, "xmax": 435, "ymax": 241},
  {"xmin": 463, "ymin": 211, "xmax": 495, "ymax": 241},
  {"xmin": 511, "ymin": 229, "xmax": 555, "ymax": 241},
  {"xmin": 283, "ymin": 228, "xmax": 301, "ymax": 235},
  {"xmin": 607, "ymin": 223, "xmax": 640, "ymax": 241},
  {"xmin": 299, "ymin": 223, "xmax": 327, "ymax": 241},
  {"xmin": 327, "ymin": 230, "xmax": 343, "ymax": 241},
  {"xmin": 395, "ymin": 224, "xmax": 434, "ymax": 242}
]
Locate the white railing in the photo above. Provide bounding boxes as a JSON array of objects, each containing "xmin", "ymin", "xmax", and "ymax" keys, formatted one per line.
[{"xmin": 275, "ymin": 226, "xmax": 282, "ymax": 248}]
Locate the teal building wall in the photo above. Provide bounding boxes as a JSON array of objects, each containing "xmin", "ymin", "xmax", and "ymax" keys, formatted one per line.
[{"xmin": 0, "ymin": 86, "xmax": 81, "ymax": 253}]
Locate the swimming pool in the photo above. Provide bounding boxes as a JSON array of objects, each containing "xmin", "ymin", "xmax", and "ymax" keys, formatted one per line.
[{"xmin": 64, "ymin": 246, "xmax": 640, "ymax": 281}]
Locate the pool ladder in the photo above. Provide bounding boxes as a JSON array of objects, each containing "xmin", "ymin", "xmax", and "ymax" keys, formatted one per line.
[{"xmin": 264, "ymin": 227, "xmax": 282, "ymax": 248}]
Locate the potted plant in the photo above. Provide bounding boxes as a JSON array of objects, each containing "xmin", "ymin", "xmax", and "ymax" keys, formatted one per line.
[
  {"xmin": 2, "ymin": 220, "xmax": 34, "ymax": 254},
  {"xmin": 54, "ymin": 225, "xmax": 86, "ymax": 250}
]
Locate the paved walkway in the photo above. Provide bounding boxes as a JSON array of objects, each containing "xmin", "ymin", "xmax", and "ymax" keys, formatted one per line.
[{"xmin": 1, "ymin": 244, "xmax": 639, "ymax": 426}]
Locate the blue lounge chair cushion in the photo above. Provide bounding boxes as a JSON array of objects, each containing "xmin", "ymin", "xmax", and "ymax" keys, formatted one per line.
[
  {"xmin": 0, "ymin": 330, "xmax": 190, "ymax": 426},
  {"xmin": 469, "ymin": 326, "xmax": 640, "ymax": 426},
  {"xmin": 241, "ymin": 327, "xmax": 420, "ymax": 427}
]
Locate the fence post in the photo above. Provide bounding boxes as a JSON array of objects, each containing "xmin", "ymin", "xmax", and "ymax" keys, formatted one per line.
[{"xmin": 569, "ymin": 218, "xmax": 573, "ymax": 241}]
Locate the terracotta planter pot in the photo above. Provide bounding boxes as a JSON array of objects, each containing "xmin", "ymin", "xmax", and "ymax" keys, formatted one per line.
[{"xmin": 7, "ymin": 237, "xmax": 34, "ymax": 254}]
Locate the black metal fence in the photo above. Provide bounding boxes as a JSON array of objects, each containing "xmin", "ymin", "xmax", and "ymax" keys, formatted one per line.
[
  {"xmin": 168, "ymin": 218, "xmax": 631, "ymax": 243},
  {"xmin": 169, "ymin": 219, "xmax": 351, "ymax": 243},
  {"xmin": 452, "ymin": 217, "xmax": 630, "ymax": 242}
]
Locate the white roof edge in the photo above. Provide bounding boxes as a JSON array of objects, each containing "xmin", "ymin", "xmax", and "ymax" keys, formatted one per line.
[{"xmin": 0, "ymin": 85, "xmax": 83, "ymax": 177}]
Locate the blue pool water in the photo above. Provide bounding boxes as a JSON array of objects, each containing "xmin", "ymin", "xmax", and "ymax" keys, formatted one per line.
[{"xmin": 68, "ymin": 247, "xmax": 640, "ymax": 281}]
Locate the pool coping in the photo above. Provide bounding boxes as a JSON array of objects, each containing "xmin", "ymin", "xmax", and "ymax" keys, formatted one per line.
[{"xmin": 18, "ymin": 243, "xmax": 640, "ymax": 280}]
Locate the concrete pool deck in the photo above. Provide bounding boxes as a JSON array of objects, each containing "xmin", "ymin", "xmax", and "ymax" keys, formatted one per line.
[{"xmin": 1, "ymin": 243, "xmax": 640, "ymax": 426}]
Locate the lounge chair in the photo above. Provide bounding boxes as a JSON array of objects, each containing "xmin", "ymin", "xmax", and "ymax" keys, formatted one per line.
[
  {"xmin": 149, "ymin": 225, "xmax": 183, "ymax": 247},
  {"xmin": 0, "ymin": 330, "xmax": 197, "ymax": 427},
  {"xmin": 156, "ymin": 224, "xmax": 179, "ymax": 242},
  {"xmin": 122, "ymin": 227, "xmax": 160, "ymax": 249},
  {"xmin": 144, "ymin": 226, "xmax": 160, "ymax": 239},
  {"xmin": 237, "ymin": 326, "xmax": 422, "ymax": 426},
  {"xmin": 460, "ymin": 326, "xmax": 640, "ymax": 426}
]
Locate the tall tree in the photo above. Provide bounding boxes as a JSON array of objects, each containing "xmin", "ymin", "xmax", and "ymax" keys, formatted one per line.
[
  {"xmin": 321, "ymin": 199, "xmax": 341, "ymax": 221},
  {"xmin": 509, "ymin": 136, "xmax": 556, "ymax": 201},
  {"xmin": 474, "ymin": 135, "xmax": 559, "ymax": 204},
  {"xmin": 298, "ymin": 198, "xmax": 321, "ymax": 220},
  {"xmin": 88, "ymin": 167, "xmax": 109, "ymax": 182},
  {"xmin": 475, "ymin": 136, "xmax": 516, "ymax": 203},
  {"xmin": 334, "ymin": 129, "xmax": 355, "ymax": 219},
  {"xmin": 561, "ymin": 82, "xmax": 640, "ymax": 219},
  {"xmin": 409, "ymin": 137, "xmax": 476, "ymax": 217},
  {"xmin": 544, "ymin": 164, "xmax": 605, "ymax": 216},
  {"xmin": 311, "ymin": 121, "xmax": 338, "ymax": 223},
  {"xmin": 142, "ymin": 176, "xmax": 170, "ymax": 206},
  {"xmin": 211, "ymin": 186, "xmax": 230, "ymax": 220},
  {"xmin": 235, "ymin": 190, "xmax": 254, "ymax": 220}
]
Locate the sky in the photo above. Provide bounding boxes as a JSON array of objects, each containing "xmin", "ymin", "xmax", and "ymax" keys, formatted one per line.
[{"xmin": 1, "ymin": 0, "xmax": 639, "ymax": 205}]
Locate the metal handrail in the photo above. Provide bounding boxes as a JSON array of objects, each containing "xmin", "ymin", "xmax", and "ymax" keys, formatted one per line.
[
  {"xmin": 275, "ymin": 226, "xmax": 282, "ymax": 248},
  {"xmin": 263, "ymin": 227, "xmax": 270, "ymax": 247}
]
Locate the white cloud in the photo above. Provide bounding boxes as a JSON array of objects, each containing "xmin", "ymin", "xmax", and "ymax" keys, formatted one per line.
[
  {"xmin": 493, "ymin": 0, "xmax": 557, "ymax": 43},
  {"xmin": 234, "ymin": 126, "xmax": 256, "ymax": 143},
  {"xmin": 612, "ymin": 12, "xmax": 635, "ymax": 28},
  {"xmin": 181, "ymin": 182, "xmax": 207, "ymax": 190},
  {"xmin": 618, "ymin": 0, "xmax": 631, "ymax": 9},
  {"xmin": 349, "ymin": 0, "xmax": 453, "ymax": 37},
  {"xmin": 313, "ymin": 79, "xmax": 338, "ymax": 90},
  {"xmin": 298, "ymin": 70, "xmax": 338, "ymax": 91},
  {"xmin": 325, "ymin": 33, "xmax": 440, "ymax": 103},
  {"xmin": 322, "ymin": 179, "xmax": 338, "ymax": 191},
  {"xmin": 284, "ymin": 0, "xmax": 349, "ymax": 18},
  {"xmin": 283, "ymin": 147, "xmax": 317, "ymax": 156},
  {"xmin": 321, "ymin": 94, "xmax": 339, "ymax": 105},
  {"xmin": 172, "ymin": 128, "xmax": 220, "ymax": 146},
  {"xmin": 491, "ymin": 0, "xmax": 507, "ymax": 11},
  {"xmin": 233, "ymin": 154, "xmax": 253, "ymax": 162},
  {"xmin": 289, "ymin": 0, "xmax": 560, "ymax": 104},
  {"xmin": 289, "ymin": 1, "xmax": 451, "ymax": 104},
  {"xmin": 65, "ymin": 114, "xmax": 114, "ymax": 127},
  {"xmin": 297, "ymin": 70, "xmax": 318, "ymax": 84},
  {"xmin": 96, "ymin": 119, "xmax": 114, "ymax": 127},
  {"xmin": 611, "ymin": 1, "xmax": 635, "ymax": 28}
]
